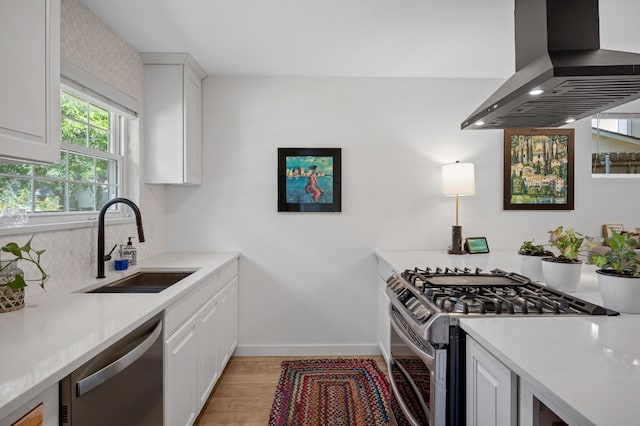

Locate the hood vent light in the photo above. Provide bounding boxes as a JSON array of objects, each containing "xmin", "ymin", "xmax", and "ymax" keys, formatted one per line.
[{"xmin": 462, "ymin": 0, "xmax": 640, "ymax": 130}]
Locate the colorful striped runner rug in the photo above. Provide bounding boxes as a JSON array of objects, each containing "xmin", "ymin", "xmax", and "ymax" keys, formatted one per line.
[{"xmin": 268, "ymin": 358, "xmax": 396, "ymax": 426}]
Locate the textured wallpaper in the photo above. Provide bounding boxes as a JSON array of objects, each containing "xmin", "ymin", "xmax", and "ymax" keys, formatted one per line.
[
  {"xmin": 60, "ymin": 0, "xmax": 143, "ymax": 100},
  {"xmin": 0, "ymin": 0, "xmax": 166, "ymax": 295}
]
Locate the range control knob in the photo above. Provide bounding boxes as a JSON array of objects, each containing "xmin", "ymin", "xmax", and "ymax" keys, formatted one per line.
[
  {"xmin": 413, "ymin": 305, "xmax": 429, "ymax": 321},
  {"xmin": 397, "ymin": 289, "xmax": 413, "ymax": 303},
  {"xmin": 386, "ymin": 276, "xmax": 404, "ymax": 293},
  {"xmin": 404, "ymin": 297, "xmax": 417, "ymax": 309}
]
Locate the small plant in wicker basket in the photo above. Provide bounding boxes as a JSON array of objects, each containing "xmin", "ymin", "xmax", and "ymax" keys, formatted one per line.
[{"xmin": 0, "ymin": 236, "xmax": 48, "ymax": 313}]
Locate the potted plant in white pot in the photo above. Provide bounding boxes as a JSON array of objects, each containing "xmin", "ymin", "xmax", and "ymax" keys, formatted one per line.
[
  {"xmin": 591, "ymin": 230, "xmax": 640, "ymax": 313},
  {"xmin": 518, "ymin": 240, "xmax": 553, "ymax": 282},
  {"xmin": 541, "ymin": 226, "xmax": 585, "ymax": 293},
  {"xmin": 0, "ymin": 236, "xmax": 48, "ymax": 313}
]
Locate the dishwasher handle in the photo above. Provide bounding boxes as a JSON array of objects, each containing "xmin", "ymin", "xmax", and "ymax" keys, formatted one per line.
[{"xmin": 76, "ymin": 320, "xmax": 163, "ymax": 397}]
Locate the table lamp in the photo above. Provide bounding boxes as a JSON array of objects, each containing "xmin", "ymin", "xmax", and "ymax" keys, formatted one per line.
[{"xmin": 442, "ymin": 161, "xmax": 475, "ymax": 254}]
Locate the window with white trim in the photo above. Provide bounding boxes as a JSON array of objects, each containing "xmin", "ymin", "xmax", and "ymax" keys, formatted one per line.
[{"xmin": 0, "ymin": 86, "xmax": 128, "ymax": 217}]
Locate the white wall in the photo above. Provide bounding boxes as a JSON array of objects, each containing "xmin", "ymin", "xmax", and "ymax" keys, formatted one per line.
[{"xmin": 166, "ymin": 76, "xmax": 640, "ymax": 354}]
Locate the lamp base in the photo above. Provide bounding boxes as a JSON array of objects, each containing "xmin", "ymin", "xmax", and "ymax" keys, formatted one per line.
[{"xmin": 447, "ymin": 225, "xmax": 465, "ymax": 255}]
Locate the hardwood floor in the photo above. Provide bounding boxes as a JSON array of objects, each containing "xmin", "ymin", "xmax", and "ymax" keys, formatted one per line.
[{"xmin": 195, "ymin": 355, "xmax": 388, "ymax": 426}]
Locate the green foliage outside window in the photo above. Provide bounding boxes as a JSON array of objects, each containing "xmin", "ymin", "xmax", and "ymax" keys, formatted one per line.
[{"xmin": 0, "ymin": 91, "xmax": 120, "ymax": 214}]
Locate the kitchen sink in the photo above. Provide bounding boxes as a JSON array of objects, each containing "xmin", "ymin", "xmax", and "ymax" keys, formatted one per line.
[{"xmin": 86, "ymin": 271, "xmax": 194, "ymax": 293}]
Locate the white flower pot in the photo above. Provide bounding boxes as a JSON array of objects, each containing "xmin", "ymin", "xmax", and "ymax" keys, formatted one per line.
[
  {"xmin": 541, "ymin": 258, "xmax": 583, "ymax": 293},
  {"xmin": 519, "ymin": 255, "xmax": 545, "ymax": 282},
  {"xmin": 596, "ymin": 271, "xmax": 640, "ymax": 314}
]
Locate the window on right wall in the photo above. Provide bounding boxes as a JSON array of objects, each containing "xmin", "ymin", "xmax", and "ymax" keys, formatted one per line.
[{"xmin": 592, "ymin": 112, "xmax": 640, "ymax": 176}]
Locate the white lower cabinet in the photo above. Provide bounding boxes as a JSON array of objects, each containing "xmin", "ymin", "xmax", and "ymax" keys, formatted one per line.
[
  {"xmin": 165, "ymin": 314, "xmax": 198, "ymax": 426},
  {"xmin": 376, "ymin": 256, "xmax": 393, "ymax": 364},
  {"xmin": 219, "ymin": 278, "xmax": 239, "ymax": 371},
  {"xmin": 164, "ymin": 260, "xmax": 239, "ymax": 426},
  {"xmin": 519, "ymin": 378, "xmax": 573, "ymax": 426},
  {"xmin": 197, "ymin": 293, "xmax": 221, "ymax": 410},
  {"xmin": 0, "ymin": 383, "xmax": 58, "ymax": 426},
  {"xmin": 466, "ymin": 336, "xmax": 516, "ymax": 426},
  {"xmin": 377, "ymin": 276, "xmax": 390, "ymax": 363}
]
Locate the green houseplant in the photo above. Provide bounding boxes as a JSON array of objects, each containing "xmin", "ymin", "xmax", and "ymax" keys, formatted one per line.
[
  {"xmin": 0, "ymin": 236, "xmax": 48, "ymax": 313},
  {"xmin": 518, "ymin": 240, "xmax": 553, "ymax": 282},
  {"xmin": 541, "ymin": 226, "xmax": 585, "ymax": 292},
  {"xmin": 518, "ymin": 240, "xmax": 553, "ymax": 257},
  {"xmin": 591, "ymin": 230, "xmax": 640, "ymax": 276},
  {"xmin": 547, "ymin": 226, "xmax": 585, "ymax": 262},
  {"xmin": 590, "ymin": 230, "xmax": 640, "ymax": 313}
]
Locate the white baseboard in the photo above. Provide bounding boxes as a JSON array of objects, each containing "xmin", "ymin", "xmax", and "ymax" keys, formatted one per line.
[{"xmin": 234, "ymin": 344, "xmax": 382, "ymax": 357}]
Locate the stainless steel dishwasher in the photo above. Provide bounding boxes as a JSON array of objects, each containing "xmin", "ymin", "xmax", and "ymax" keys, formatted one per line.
[{"xmin": 60, "ymin": 312, "xmax": 163, "ymax": 425}]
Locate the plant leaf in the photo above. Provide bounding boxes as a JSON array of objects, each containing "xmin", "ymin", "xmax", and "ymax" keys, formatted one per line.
[
  {"xmin": 2, "ymin": 243, "xmax": 21, "ymax": 258},
  {"xmin": 20, "ymin": 237, "xmax": 33, "ymax": 252},
  {"xmin": 8, "ymin": 275, "xmax": 26, "ymax": 290},
  {"xmin": 592, "ymin": 255, "xmax": 608, "ymax": 268}
]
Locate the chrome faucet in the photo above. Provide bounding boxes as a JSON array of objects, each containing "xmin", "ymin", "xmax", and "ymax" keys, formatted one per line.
[{"xmin": 97, "ymin": 198, "xmax": 145, "ymax": 278}]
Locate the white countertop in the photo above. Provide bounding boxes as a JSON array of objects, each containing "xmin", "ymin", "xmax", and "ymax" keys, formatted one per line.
[
  {"xmin": 376, "ymin": 250, "xmax": 640, "ymax": 426},
  {"xmin": 0, "ymin": 252, "xmax": 239, "ymax": 418}
]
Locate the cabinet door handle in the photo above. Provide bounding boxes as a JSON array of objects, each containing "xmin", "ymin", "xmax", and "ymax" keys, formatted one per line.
[{"xmin": 76, "ymin": 320, "xmax": 162, "ymax": 397}]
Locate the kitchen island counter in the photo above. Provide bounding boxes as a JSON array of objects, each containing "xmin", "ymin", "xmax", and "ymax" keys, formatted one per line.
[
  {"xmin": 376, "ymin": 250, "xmax": 640, "ymax": 426},
  {"xmin": 0, "ymin": 252, "xmax": 239, "ymax": 419}
]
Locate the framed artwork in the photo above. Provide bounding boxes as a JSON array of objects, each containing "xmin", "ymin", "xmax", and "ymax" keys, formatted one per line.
[
  {"xmin": 602, "ymin": 224, "xmax": 624, "ymax": 239},
  {"xmin": 503, "ymin": 128, "xmax": 574, "ymax": 210},
  {"xmin": 278, "ymin": 148, "xmax": 342, "ymax": 212}
]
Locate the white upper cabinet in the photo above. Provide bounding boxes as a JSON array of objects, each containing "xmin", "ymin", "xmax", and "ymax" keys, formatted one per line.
[
  {"xmin": 142, "ymin": 53, "xmax": 206, "ymax": 184},
  {"xmin": 0, "ymin": 0, "xmax": 61, "ymax": 164}
]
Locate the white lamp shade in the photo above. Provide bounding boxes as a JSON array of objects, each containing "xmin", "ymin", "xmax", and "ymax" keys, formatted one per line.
[{"xmin": 442, "ymin": 162, "xmax": 475, "ymax": 196}]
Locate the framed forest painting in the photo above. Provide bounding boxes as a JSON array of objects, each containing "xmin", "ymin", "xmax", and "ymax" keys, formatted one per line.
[{"xmin": 504, "ymin": 128, "xmax": 574, "ymax": 210}]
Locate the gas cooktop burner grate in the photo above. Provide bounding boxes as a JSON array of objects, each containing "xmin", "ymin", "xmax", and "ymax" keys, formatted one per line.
[
  {"xmin": 428, "ymin": 284, "xmax": 582, "ymax": 315},
  {"xmin": 397, "ymin": 267, "xmax": 616, "ymax": 316},
  {"xmin": 403, "ymin": 267, "xmax": 529, "ymax": 288}
]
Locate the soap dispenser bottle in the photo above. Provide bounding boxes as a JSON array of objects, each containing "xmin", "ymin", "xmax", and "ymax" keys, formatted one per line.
[{"xmin": 121, "ymin": 237, "xmax": 137, "ymax": 266}]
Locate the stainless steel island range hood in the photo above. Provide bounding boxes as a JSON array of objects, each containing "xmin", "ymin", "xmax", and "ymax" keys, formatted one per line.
[{"xmin": 461, "ymin": 0, "xmax": 640, "ymax": 130}]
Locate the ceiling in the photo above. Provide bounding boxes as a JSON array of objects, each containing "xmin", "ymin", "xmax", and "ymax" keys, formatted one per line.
[{"xmin": 80, "ymin": 0, "xmax": 640, "ymax": 78}]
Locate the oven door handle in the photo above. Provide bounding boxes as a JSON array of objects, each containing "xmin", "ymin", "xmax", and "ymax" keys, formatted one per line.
[
  {"xmin": 389, "ymin": 307, "xmax": 436, "ymax": 369},
  {"xmin": 388, "ymin": 359, "xmax": 432, "ymax": 426}
]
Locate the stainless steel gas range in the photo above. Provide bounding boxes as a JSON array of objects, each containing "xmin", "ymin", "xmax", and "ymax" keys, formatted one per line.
[{"xmin": 386, "ymin": 267, "xmax": 617, "ymax": 426}]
